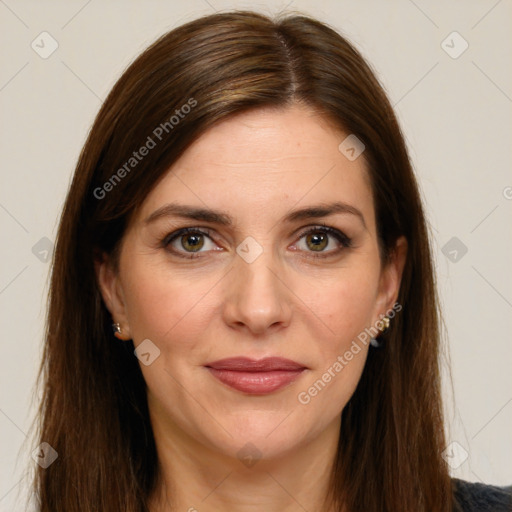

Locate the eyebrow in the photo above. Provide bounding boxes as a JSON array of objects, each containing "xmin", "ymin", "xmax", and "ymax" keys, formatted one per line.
[{"xmin": 144, "ymin": 201, "xmax": 367, "ymax": 229}]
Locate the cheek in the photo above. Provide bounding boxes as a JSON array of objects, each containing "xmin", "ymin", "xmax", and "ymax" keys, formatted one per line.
[
  {"xmin": 295, "ymin": 264, "xmax": 380, "ymax": 345},
  {"xmin": 291, "ymin": 263, "xmax": 379, "ymax": 411},
  {"xmin": 294, "ymin": 270, "xmax": 375, "ymax": 416},
  {"xmin": 121, "ymin": 260, "xmax": 218, "ymax": 348},
  {"xmin": 329, "ymin": 281, "xmax": 377, "ymax": 337}
]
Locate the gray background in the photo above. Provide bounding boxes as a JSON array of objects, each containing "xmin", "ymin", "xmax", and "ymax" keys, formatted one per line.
[{"xmin": 1, "ymin": 0, "xmax": 511, "ymax": 509}]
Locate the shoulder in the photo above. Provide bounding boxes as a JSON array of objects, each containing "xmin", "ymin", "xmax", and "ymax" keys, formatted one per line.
[{"xmin": 452, "ymin": 478, "xmax": 512, "ymax": 511}]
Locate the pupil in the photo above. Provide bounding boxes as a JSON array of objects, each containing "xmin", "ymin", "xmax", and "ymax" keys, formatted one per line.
[
  {"xmin": 183, "ymin": 234, "xmax": 203, "ymax": 251},
  {"xmin": 308, "ymin": 232, "xmax": 327, "ymax": 251}
]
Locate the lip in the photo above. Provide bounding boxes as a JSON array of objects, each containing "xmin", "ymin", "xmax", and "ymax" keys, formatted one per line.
[{"xmin": 205, "ymin": 357, "xmax": 307, "ymax": 394}]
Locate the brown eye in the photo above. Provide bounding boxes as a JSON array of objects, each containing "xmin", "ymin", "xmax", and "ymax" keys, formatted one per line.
[
  {"xmin": 180, "ymin": 233, "xmax": 204, "ymax": 252},
  {"xmin": 295, "ymin": 226, "xmax": 352, "ymax": 258},
  {"xmin": 305, "ymin": 231, "xmax": 328, "ymax": 252},
  {"xmin": 163, "ymin": 228, "xmax": 218, "ymax": 258}
]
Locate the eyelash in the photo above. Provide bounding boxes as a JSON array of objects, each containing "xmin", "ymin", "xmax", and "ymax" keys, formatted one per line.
[{"xmin": 161, "ymin": 225, "xmax": 352, "ymax": 260}]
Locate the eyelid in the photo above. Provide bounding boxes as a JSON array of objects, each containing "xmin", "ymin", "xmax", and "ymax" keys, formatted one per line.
[
  {"xmin": 162, "ymin": 227, "xmax": 219, "ymax": 258},
  {"xmin": 162, "ymin": 226, "xmax": 214, "ymax": 246},
  {"xmin": 295, "ymin": 224, "xmax": 352, "ymax": 246},
  {"xmin": 292, "ymin": 224, "xmax": 352, "ymax": 258}
]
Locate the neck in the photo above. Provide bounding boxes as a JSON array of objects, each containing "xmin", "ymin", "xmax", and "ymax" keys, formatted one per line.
[{"xmin": 147, "ymin": 403, "xmax": 342, "ymax": 512}]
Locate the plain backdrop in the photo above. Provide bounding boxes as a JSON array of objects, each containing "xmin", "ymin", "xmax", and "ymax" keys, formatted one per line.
[{"xmin": 1, "ymin": 0, "xmax": 511, "ymax": 509}]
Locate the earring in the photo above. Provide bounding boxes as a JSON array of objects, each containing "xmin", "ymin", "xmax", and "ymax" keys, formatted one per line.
[
  {"xmin": 112, "ymin": 322, "xmax": 123, "ymax": 340},
  {"xmin": 377, "ymin": 316, "xmax": 390, "ymax": 332},
  {"xmin": 370, "ymin": 316, "xmax": 390, "ymax": 348}
]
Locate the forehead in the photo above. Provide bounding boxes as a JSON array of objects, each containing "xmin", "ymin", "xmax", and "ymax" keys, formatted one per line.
[{"xmin": 138, "ymin": 106, "xmax": 374, "ymax": 228}]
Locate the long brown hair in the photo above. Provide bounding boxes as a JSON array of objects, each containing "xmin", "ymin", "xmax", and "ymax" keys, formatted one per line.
[{"xmin": 30, "ymin": 10, "xmax": 452, "ymax": 511}]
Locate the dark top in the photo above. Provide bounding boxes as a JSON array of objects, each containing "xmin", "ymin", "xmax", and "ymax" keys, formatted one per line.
[{"xmin": 453, "ymin": 478, "xmax": 512, "ymax": 511}]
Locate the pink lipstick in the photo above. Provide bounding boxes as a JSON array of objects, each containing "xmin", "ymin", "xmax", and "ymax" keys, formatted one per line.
[{"xmin": 205, "ymin": 357, "xmax": 306, "ymax": 394}]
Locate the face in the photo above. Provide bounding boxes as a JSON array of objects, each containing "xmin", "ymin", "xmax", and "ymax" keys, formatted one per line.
[{"xmin": 98, "ymin": 105, "xmax": 406, "ymax": 462}]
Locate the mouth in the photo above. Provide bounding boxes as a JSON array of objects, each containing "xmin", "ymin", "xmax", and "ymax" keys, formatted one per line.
[{"xmin": 204, "ymin": 357, "xmax": 307, "ymax": 395}]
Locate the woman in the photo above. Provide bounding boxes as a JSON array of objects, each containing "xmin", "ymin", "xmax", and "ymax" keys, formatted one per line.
[{"xmin": 31, "ymin": 10, "xmax": 511, "ymax": 512}]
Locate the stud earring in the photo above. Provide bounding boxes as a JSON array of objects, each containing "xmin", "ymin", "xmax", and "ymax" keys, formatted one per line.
[
  {"xmin": 112, "ymin": 322, "xmax": 124, "ymax": 340},
  {"xmin": 377, "ymin": 316, "xmax": 390, "ymax": 332}
]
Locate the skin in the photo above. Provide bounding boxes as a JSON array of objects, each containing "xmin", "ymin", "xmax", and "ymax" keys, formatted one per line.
[{"xmin": 97, "ymin": 104, "xmax": 407, "ymax": 512}]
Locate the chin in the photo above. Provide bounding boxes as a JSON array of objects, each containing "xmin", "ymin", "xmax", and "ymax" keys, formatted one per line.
[
  {"xmin": 201, "ymin": 410, "xmax": 314, "ymax": 462},
  {"xmin": 216, "ymin": 430, "xmax": 304, "ymax": 465}
]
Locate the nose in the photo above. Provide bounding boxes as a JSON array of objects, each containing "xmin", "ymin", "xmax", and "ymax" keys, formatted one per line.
[{"xmin": 221, "ymin": 251, "xmax": 293, "ymax": 336}]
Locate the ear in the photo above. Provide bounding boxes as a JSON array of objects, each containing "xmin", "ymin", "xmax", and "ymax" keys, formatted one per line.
[
  {"xmin": 95, "ymin": 253, "xmax": 132, "ymax": 340},
  {"xmin": 373, "ymin": 236, "xmax": 408, "ymax": 322}
]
